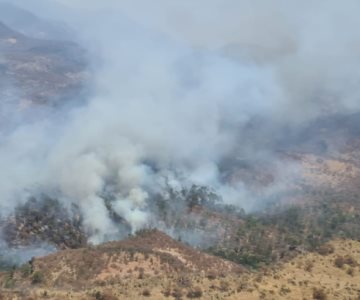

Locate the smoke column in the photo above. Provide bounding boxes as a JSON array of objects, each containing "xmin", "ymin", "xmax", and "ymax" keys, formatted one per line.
[{"xmin": 1, "ymin": 0, "xmax": 360, "ymax": 243}]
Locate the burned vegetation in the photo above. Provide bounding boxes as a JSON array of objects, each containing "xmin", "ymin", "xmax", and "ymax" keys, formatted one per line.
[{"xmin": 1, "ymin": 197, "xmax": 86, "ymax": 251}]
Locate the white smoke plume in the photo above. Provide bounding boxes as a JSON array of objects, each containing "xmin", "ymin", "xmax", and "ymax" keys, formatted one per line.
[{"xmin": 1, "ymin": 0, "xmax": 360, "ymax": 243}]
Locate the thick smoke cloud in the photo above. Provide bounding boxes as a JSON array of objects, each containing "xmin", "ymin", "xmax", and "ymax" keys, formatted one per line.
[{"xmin": 1, "ymin": 0, "xmax": 360, "ymax": 243}]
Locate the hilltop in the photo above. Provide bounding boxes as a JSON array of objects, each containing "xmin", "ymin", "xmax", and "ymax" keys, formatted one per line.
[{"xmin": 0, "ymin": 229, "xmax": 244, "ymax": 299}]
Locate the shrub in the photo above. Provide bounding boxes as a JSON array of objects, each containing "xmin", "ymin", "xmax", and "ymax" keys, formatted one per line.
[
  {"xmin": 344, "ymin": 255, "xmax": 357, "ymax": 267},
  {"xmin": 186, "ymin": 286, "xmax": 202, "ymax": 298},
  {"xmin": 280, "ymin": 285, "xmax": 291, "ymax": 295},
  {"xmin": 31, "ymin": 271, "xmax": 44, "ymax": 285},
  {"xmin": 313, "ymin": 288, "xmax": 327, "ymax": 300},
  {"xmin": 334, "ymin": 256, "xmax": 345, "ymax": 268},
  {"xmin": 102, "ymin": 292, "xmax": 118, "ymax": 300},
  {"xmin": 142, "ymin": 289, "xmax": 151, "ymax": 297},
  {"xmin": 94, "ymin": 291, "xmax": 104, "ymax": 300},
  {"xmin": 162, "ymin": 287, "xmax": 171, "ymax": 297},
  {"xmin": 20, "ymin": 263, "xmax": 33, "ymax": 278},
  {"xmin": 237, "ymin": 282, "xmax": 248, "ymax": 292},
  {"xmin": 3, "ymin": 275, "xmax": 15, "ymax": 289},
  {"xmin": 138, "ymin": 270, "xmax": 145, "ymax": 280},
  {"xmin": 171, "ymin": 287, "xmax": 183, "ymax": 299},
  {"xmin": 317, "ymin": 244, "xmax": 335, "ymax": 256},
  {"xmin": 219, "ymin": 281, "xmax": 230, "ymax": 292},
  {"xmin": 304, "ymin": 260, "xmax": 314, "ymax": 272},
  {"xmin": 177, "ymin": 276, "xmax": 192, "ymax": 288},
  {"xmin": 347, "ymin": 267, "xmax": 355, "ymax": 276},
  {"xmin": 206, "ymin": 271, "xmax": 217, "ymax": 280}
]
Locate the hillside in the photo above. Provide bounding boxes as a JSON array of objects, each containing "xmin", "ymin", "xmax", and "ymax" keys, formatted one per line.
[
  {"xmin": 234, "ymin": 239, "xmax": 360, "ymax": 300},
  {"xmin": 0, "ymin": 2, "xmax": 72, "ymax": 40},
  {"xmin": 0, "ymin": 21, "xmax": 87, "ymax": 106},
  {"xmin": 1, "ymin": 235, "xmax": 360, "ymax": 299},
  {"xmin": 0, "ymin": 229, "xmax": 244, "ymax": 299}
]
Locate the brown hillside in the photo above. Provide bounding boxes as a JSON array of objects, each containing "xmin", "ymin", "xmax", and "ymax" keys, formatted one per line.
[
  {"xmin": 4, "ymin": 229, "xmax": 243, "ymax": 291},
  {"xmin": 2, "ymin": 238, "xmax": 360, "ymax": 299}
]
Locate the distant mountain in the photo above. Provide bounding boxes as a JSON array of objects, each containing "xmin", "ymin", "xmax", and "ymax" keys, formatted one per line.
[
  {"xmin": 0, "ymin": 20, "xmax": 16, "ymax": 37},
  {"xmin": 0, "ymin": 2, "xmax": 73, "ymax": 40},
  {"xmin": 0, "ymin": 20, "xmax": 87, "ymax": 107}
]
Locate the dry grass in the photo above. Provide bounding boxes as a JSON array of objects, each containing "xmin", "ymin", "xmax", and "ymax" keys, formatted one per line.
[{"xmin": 2, "ymin": 235, "xmax": 360, "ymax": 300}]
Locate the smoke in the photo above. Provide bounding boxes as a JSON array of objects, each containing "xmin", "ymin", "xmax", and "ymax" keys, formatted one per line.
[
  {"xmin": 0, "ymin": 238, "xmax": 56, "ymax": 267},
  {"xmin": 1, "ymin": 0, "xmax": 360, "ymax": 243}
]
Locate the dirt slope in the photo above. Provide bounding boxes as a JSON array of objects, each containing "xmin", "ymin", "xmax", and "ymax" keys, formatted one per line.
[{"xmin": 2, "ymin": 238, "xmax": 360, "ymax": 299}]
